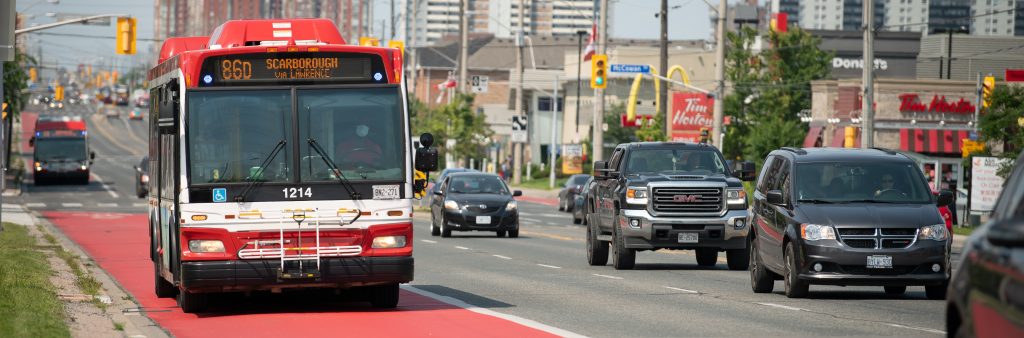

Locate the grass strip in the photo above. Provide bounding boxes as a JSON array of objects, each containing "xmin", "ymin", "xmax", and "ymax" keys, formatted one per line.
[
  {"xmin": 38, "ymin": 226, "xmax": 105, "ymax": 310},
  {"xmin": 0, "ymin": 223, "xmax": 71, "ymax": 338}
]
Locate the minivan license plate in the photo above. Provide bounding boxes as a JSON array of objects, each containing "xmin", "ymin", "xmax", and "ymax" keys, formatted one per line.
[
  {"xmin": 678, "ymin": 232, "xmax": 698, "ymax": 243},
  {"xmin": 476, "ymin": 216, "xmax": 491, "ymax": 224},
  {"xmin": 867, "ymin": 255, "xmax": 892, "ymax": 269}
]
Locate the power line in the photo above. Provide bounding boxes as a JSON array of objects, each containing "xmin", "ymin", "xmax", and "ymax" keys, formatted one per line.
[{"xmin": 879, "ymin": 7, "xmax": 1017, "ymax": 30}]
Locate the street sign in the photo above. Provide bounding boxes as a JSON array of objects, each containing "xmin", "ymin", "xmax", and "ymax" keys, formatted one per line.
[
  {"xmin": 970, "ymin": 156, "xmax": 1010, "ymax": 212},
  {"xmin": 610, "ymin": 64, "xmax": 650, "ymax": 73},
  {"xmin": 511, "ymin": 115, "xmax": 528, "ymax": 143},
  {"xmin": 470, "ymin": 75, "xmax": 489, "ymax": 93}
]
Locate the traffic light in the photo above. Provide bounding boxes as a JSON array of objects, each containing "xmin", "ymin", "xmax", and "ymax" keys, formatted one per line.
[
  {"xmin": 116, "ymin": 17, "xmax": 137, "ymax": 55},
  {"xmin": 29, "ymin": 67, "xmax": 37, "ymax": 82},
  {"xmin": 590, "ymin": 54, "xmax": 607, "ymax": 89},
  {"xmin": 54, "ymin": 85, "xmax": 64, "ymax": 102},
  {"xmin": 359, "ymin": 37, "xmax": 380, "ymax": 47},
  {"xmin": 699, "ymin": 127, "xmax": 710, "ymax": 144},
  {"xmin": 982, "ymin": 75, "xmax": 995, "ymax": 108},
  {"xmin": 2, "ymin": 102, "xmax": 8, "ymax": 121}
]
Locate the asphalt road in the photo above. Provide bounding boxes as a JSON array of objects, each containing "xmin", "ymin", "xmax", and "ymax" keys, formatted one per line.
[{"xmin": 14, "ymin": 102, "xmax": 949, "ymax": 337}]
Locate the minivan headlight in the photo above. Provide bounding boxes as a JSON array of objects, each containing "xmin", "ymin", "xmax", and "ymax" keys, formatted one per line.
[
  {"xmin": 801, "ymin": 224, "xmax": 836, "ymax": 241},
  {"xmin": 918, "ymin": 224, "xmax": 948, "ymax": 241},
  {"xmin": 626, "ymin": 187, "xmax": 648, "ymax": 205}
]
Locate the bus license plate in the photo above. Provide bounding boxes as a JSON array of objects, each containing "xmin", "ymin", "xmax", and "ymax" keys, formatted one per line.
[
  {"xmin": 372, "ymin": 185, "xmax": 400, "ymax": 200},
  {"xmin": 476, "ymin": 216, "xmax": 491, "ymax": 224},
  {"xmin": 867, "ymin": 255, "xmax": 892, "ymax": 269},
  {"xmin": 678, "ymin": 232, "xmax": 698, "ymax": 243}
]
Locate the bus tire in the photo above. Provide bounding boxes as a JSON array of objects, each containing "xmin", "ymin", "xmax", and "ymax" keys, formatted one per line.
[
  {"xmin": 154, "ymin": 264, "xmax": 176, "ymax": 298},
  {"xmin": 369, "ymin": 283, "xmax": 399, "ymax": 309},
  {"xmin": 177, "ymin": 289, "xmax": 208, "ymax": 313}
]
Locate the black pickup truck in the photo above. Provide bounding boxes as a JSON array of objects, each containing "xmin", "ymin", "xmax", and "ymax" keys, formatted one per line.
[{"xmin": 586, "ymin": 142, "xmax": 756, "ymax": 270}]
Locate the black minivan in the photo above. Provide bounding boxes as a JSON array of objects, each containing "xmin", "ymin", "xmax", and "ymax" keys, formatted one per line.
[{"xmin": 749, "ymin": 147, "xmax": 954, "ymax": 299}]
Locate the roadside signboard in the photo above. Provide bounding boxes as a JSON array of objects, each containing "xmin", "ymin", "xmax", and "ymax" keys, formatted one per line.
[
  {"xmin": 610, "ymin": 64, "xmax": 650, "ymax": 73},
  {"xmin": 562, "ymin": 144, "xmax": 583, "ymax": 175},
  {"xmin": 970, "ymin": 156, "xmax": 1011, "ymax": 212},
  {"xmin": 470, "ymin": 75, "xmax": 489, "ymax": 93},
  {"xmin": 668, "ymin": 92, "xmax": 714, "ymax": 142},
  {"xmin": 511, "ymin": 115, "xmax": 528, "ymax": 143}
]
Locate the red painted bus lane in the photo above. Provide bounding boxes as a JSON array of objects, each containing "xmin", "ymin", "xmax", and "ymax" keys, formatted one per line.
[{"xmin": 43, "ymin": 211, "xmax": 560, "ymax": 338}]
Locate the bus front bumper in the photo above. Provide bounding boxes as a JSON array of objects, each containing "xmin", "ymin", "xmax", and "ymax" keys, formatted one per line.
[{"xmin": 180, "ymin": 256, "xmax": 413, "ymax": 292}]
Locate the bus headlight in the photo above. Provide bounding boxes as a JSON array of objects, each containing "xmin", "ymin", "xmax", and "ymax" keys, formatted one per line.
[
  {"xmin": 626, "ymin": 187, "xmax": 648, "ymax": 205},
  {"xmin": 919, "ymin": 224, "xmax": 948, "ymax": 241},
  {"xmin": 188, "ymin": 240, "xmax": 225, "ymax": 253},
  {"xmin": 372, "ymin": 236, "xmax": 407, "ymax": 249}
]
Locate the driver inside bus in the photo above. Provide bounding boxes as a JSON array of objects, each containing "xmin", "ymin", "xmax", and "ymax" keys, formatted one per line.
[{"xmin": 335, "ymin": 117, "xmax": 382, "ymax": 169}]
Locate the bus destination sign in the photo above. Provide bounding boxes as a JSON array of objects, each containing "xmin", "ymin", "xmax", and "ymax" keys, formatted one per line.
[{"xmin": 200, "ymin": 52, "xmax": 385, "ymax": 86}]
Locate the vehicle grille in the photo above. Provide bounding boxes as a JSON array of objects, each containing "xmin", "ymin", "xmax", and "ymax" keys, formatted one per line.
[
  {"xmin": 651, "ymin": 187, "xmax": 723, "ymax": 214},
  {"xmin": 837, "ymin": 228, "xmax": 918, "ymax": 249},
  {"xmin": 840, "ymin": 265, "xmax": 915, "ymax": 275},
  {"xmin": 464, "ymin": 204, "xmax": 502, "ymax": 213}
]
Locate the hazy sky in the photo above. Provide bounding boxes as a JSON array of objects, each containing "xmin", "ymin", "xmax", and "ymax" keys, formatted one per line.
[{"xmin": 17, "ymin": 0, "xmax": 714, "ymax": 73}]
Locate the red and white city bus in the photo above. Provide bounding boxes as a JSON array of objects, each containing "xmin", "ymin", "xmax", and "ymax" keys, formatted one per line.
[{"xmin": 147, "ymin": 19, "xmax": 437, "ymax": 313}]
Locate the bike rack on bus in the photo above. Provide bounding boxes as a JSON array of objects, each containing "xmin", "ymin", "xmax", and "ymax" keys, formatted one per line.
[{"xmin": 236, "ymin": 208, "xmax": 362, "ymax": 280}]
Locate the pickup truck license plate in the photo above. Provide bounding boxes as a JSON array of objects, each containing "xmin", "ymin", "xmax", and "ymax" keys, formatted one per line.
[
  {"xmin": 867, "ymin": 255, "xmax": 893, "ymax": 269},
  {"xmin": 677, "ymin": 232, "xmax": 698, "ymax": 243},
  {"xmin": 476, "ymin": 216, "xmax": 491, "ymax": 224}
]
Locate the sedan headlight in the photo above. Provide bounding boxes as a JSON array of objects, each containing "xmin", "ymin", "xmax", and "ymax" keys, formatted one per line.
[
  {"xmin": 505, "ymin": 200, "xmax": 517, "ymax": 210},
  {"xmin": 801, "ymin": 223, "xmax": 836, "ymax": 241},
  {"xmin": 188, "ymin": 240, "xmax": 225, "ymax": 253},
  {"xmin": 626, "ymin": 187, "xmax": 648, "ymax": 205},
  {"xmin": 918, "ymin": 224, "xmax": 948, "ymax": 241},
  {"xmin": 726, "ymin": 188, "xmax": 747, "ymax": 206},
  {"xmin": 444, "ymin": 200, "xmax": 460, "ymax": 211},
  {"xmin": 372, "ymin": 235, "xmax": 407, "ymax": 249}
]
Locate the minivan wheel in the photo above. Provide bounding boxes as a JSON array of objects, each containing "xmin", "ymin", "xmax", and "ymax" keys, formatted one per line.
[
  {"xmin": 750, "ymin": 237, "xmax": 774, "ymax": 293},
  {"xmin": 696, "ymin": 248, "xmax": 718, "ymax": 267},
  {"xmin": 587, "ymin": 220, "xmax": 609, "ymax": 266},
  {"xmin": 884, "ymin": 286, "xmax": 907, "ymax": 295},
  {"xmin": 784, "ymin": 242, "xmax": 809, "ymax": 298},
  {"xmin": 925, "ymin": 281, "xmax": 948, "ymax": 300},
  {"xmin": 612, "ymin": 224, "xmax": 635, "ymax": 270}
]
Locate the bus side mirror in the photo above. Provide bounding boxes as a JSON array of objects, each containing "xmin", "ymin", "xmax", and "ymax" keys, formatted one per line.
[
  {"xmin": 29, "ymin": 136, "xmax": 34, "ymax": 147},
  {"xmin": 415, "ymin": 133, "xmax": 438, "ymax": 172},
  {"xmin": 90, "ymin": 152, "xmax": 96, "ymax": 160},
  {"xmin": 157, "ymin": 79, "xmax": 180, "ymax": 134}
]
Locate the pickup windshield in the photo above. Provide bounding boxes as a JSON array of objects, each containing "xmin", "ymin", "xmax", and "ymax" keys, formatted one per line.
[{"xmin": 623, "ymin": 148, "xmax": 727, "ymax": 175}]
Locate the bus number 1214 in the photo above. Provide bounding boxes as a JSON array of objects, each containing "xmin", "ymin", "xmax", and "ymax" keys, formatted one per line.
[{"xmin": 283, "ymin": 187, "xmax": 312, "ymax": 199}]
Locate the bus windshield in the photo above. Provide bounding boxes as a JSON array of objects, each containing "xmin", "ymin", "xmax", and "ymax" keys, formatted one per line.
[{"xmin": 35, "ymin": 138, "xmax": 87, "ymax": 161}]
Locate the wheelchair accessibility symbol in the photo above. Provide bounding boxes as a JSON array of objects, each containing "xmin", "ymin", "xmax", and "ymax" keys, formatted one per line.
[{"xmin": 212, "ymin": 188, "xmax": 227, "ymax": 203}]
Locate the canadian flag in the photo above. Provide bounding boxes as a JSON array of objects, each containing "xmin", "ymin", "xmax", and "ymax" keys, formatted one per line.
[
  {"xmin": 435, "ymin": 76, "xmax": 457, "ymax": 104},
  {"xmin": 582, "ymin": 23, "xmax": 597, "ymax": 61}
]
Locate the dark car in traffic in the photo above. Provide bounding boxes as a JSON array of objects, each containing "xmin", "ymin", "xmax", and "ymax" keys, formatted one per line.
[
  {"xmin": 572, "ymin": 176, "xmax": 596, "ymax": 224},
  {"xmin": 750, "ymin": 147, "xmax": 953, "ymax": 299},
  {"xmin": 947, "ymin": 152, "xmax": 1024, "ymax": 337},
  {"xmin": 558, "ymin": 174, "xmax": 591, "ymax": 212},
  {"xmin": 430, "ymin": 172, "xmax": 522, "ymax": 238},
  {"xmin": 430, "ymin": 167, "xmax": 477, "ymax": 194},
  {"xmin": 134, "ymin": 156, "xmax": 149, "ymax": 198}
]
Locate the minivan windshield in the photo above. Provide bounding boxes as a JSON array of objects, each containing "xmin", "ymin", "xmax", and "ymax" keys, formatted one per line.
[
  {"xmin": 794, "ymin": 162, "xmax": 931, "ymax": 204},
  {"xmin": 624, "ymin": 149, "xmax": 727, "ymax": 175}
]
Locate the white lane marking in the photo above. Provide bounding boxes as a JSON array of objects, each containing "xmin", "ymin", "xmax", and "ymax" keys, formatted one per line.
[
  {"xmin": 537, "ymin": 264, "xmax": 562, "ymax": 269},
  {"xmin": 455, "ymin": 246, "xmax": 470, "ymax": 250},
  {"xmin": 26, "ymin": 203, "xmax": 46, "ymax": 208},
  {"xmin": 401, "ymin": 285, "xmax": 585, "ymax": 338},
  {"xmin": 539, "ymin": 213, "xmax": 565, "ymax": 218},
  {"xmin": 886, "ymin": 324, "xmax": 945, "ymax": 335},
  {"xmin": 521, "ymin": 217, "xmax": 541, "ymax": 223},
  {"xmin": 492, "ymin": 255, "xmax": 512, "ymax": 260},
  {"xmin": 755, "ymin": 302, "xmax": 804, "ymax": 311},
  {"xmin": 131, "ymin": 203, "xmax": 148, "ymax": 207},
  {"xmin": 90, "ymin": 173, "xmax": 120, "ymax": 199},
  {"xmin": 62, "ymin": 203, "xmax": 83, "ymax": 208},
  {"xmin": 663, "ymin": 286, "xmax": 699, "ymax": 294},
  {"xmin": 97, "ymin": 203, "xmax": 118, "ymax": 208},
  {"xmin": 592, "ymin": 273, "xmax": 623, "ymax": 280},
  {"xmin": 420, "ymin": 239, "xmax": 437, "ymax": 244}
]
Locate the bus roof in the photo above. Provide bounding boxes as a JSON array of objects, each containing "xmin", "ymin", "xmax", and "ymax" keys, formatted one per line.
[{"xmin": 36, "ymin": 120, "xmax": 86, "ymax": 132}]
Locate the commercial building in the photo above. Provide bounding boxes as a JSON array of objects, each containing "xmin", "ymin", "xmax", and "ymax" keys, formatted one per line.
[
  {"xmin": 772, "ymin": 0, "xmax": 1024, "ymax": 35},
  {"xmin": 153, "ymin": 0, "xmax": 373, "ymax": 43},
  {"xmin": 399, "ymin": 0, "xmax": 596, "ymax": 47}
]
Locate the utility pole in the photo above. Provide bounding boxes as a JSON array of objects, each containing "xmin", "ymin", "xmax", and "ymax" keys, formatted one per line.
[
  {"xmin": 711, "ymin": 0, "xmax": 726, "ymax": 149},
  {"xmin": 512, "ymin": 0, "xmax": 525, "ymax": 185},
  {"xmin": 575, "ymin": 30, "xmax": 585, "ymax": 140},
  {"xmin": 458, "ymin": 0, "xmax": 469, "ymax": 93},
  {"xmin": 550, "ymin": 76, "xmax": 559, "ymax": 189},
  {"xmin": 409, "ymin": 0, "xmax": 419, "ymax": 99},
  {"xmin": 390, "ymin": 0, "xmax": 396, "ymax": 40},
  {"xmin": 861, "ymin": 0, "xmax": 875, "ymax": 148},
  {"xmin": 659, "ymin": 0, "xmax": 669, "ymax": 138},
  {"xmin": 593, "ymin": 0, "xmax": 609, "ymax": 162}
]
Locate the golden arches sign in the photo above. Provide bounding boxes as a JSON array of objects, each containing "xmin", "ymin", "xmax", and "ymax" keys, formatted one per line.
[{"xmin": 625, "ymin": 65, "xmax": 692, "ymax": 123}]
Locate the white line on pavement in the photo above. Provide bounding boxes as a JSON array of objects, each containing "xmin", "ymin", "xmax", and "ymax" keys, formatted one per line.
[
  {"xmin": 592, "ymin": 273, "xmax": 623, "ymax": 280},
  {"xmin": 26, "ymin": 203, "xmax": 46, "ymax": 208},
  {"xmin": 455, "ymin": 246, "xmax": 470, "ymax": 250},
  {"xmin": 663, "ymin": 286, "xmax": 699, "ymax": 294},
  {"xmin": 537, "ymin": 264, "xmax": 562, "ymax": 269},
  {"xmin": 62, "ymin": 203, "xmax": 83, "ymax": 208},
  {"xmin": 539, "ymin": 213, "xmax": 565, "ymax": 218},
  {"xmin": 90, "ymin": 173, "xmax": 120, "ymax": 199},
  {"xmin": 493, "ymin": 255, "xmax": 512, "ymax": 260},
  {"xmin": 886, "ymin": 324, "xmax": 945, "ymax": 335},
  {"xmin": 521, "ymin": 218, "xmax": 541, "ymax": 223},
  {"xmin": 401, "ymin": 285, "xmax": 585, "ymax": 338},
  {"xmin": 420, "ymin": 240, "xmax": 437, "ymax": 244},
  {"xmin": 755, "ymin": 303, "xmax": 804, "ymax": 311},
  {"xmin": 131, "ymin": 203, "xmax": 148, "ymax": 207},
  {"xmin": 97, "ymin": 203, "xmax": 118, "ymax": 208}
]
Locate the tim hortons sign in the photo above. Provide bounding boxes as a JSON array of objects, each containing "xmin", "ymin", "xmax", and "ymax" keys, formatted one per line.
[
  {"xmin": 898, "ymin": 94, "xmax": 975, "ymax": 114},
  {"xmin": 670, "ymin": 92, "xmax": 714, "ymax": 142}
]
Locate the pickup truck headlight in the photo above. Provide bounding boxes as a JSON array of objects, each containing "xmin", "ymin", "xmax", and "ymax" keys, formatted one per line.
[
  {"xmin": 444, "ymin": 200, "xmax": 460, "ymax": 211},
  {"xmin": 726, "ymin": 188, "xmax": 746, "ymax": 207},
  {"xmin": 626, "ymin": 187, "xmax": 648, "ymax": 205},
  {"xmin": 800, "ymin": 224, "xmax": 836, "ymax": 241},
  {"xmin": 918, "ymin": 224, "xmax": 948, "ymax": 241}
]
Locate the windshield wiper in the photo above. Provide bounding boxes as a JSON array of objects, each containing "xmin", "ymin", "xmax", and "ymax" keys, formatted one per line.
[
  {"xmin": 797, "ymin": 199, "xmax": 834, "ymax": 204},
  {"xmin": 840, "ymin": 199, "xmax": 899, "ymax": 204},
  {"xmin": 234, "ymin": 139, "xmax": 286, "ymax": 202},
  {"xmin": 307, "ymin": 138, "xmax": 362, "ymax": 201}
]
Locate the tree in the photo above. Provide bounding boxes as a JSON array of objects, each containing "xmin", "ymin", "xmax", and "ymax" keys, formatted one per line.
[
  {"xmin": 635, "ymin": 107, "xmax": 666, "ymax": 142},
  {"xmin": 978, "ymin": 84, "xmax": 1024, "ymax": 177},
  {"xmin": 409, "ymin": 94, "xmax": 493, "ymax": 165},
  {"xmin": 603, "ymin": 103, "xmax": 637, "ymax": 145},
  {"xmin": 3, "ymin": 51, "xmax": 35, "ymax": 121}
]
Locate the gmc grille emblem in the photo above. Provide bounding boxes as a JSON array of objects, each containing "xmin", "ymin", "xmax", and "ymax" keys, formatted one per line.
[{"xmin": 673, "ymin": 194, "xmax": 701, "ymax": 203}]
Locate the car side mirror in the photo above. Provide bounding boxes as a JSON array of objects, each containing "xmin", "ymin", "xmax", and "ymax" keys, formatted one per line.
[
  {"xmin": 29, "ymin": 136, "xmax": 35, "ymax": 147},
  {"xmin": 733, "ymin": 161, "xmax": 757, "ymax": 181},
  {"xmin": 766, "ymin": 190, "xmax": 786, "ymax": 206},
  {"xmin": 936, "ymin": 190, "xmax": 954, "ymax": 207},
  {"xmin": 987, "ymin": 217, "xmax": 1024, "ymax": 247},
  {"xmin": 433, "ymin": 190, "xmax": 443, "ymax": 196},
  {"xmin": 513, "ymin": 190, "xmax": 522, "ymax": 197},
  {"xmin": 90, "ymin": 151, "xmax": 96, "ymax": 160}
]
